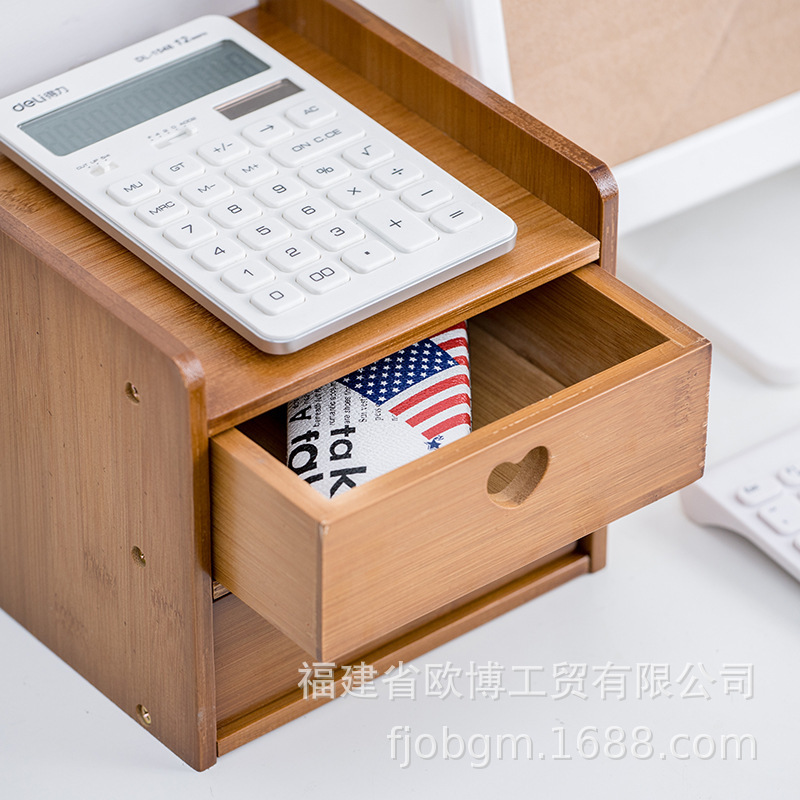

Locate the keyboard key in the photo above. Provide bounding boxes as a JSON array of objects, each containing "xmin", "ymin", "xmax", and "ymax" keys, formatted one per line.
[
  {"xmin": 312, "ymin": 219, "xmax": 365, "ymax": 251},
  {"xmin": 778, "ymin": 463, "xmax": 800, "ymax": 486},
  {"xmin": 197, "ymin": 136, "xmax": 249, "ymax": 166},
  {"xmin": 135, "ymin": 197, "xmax": 189, "ymax": 227},
  {"xmin": 192, "ymin": 238, "xmax": 247, "ymax": 270},
  {"xmin": 251, "ymin": 284, "xmax": 305, "ymax": 315},
  {"xmin": 401, "ymin": 180, "xmax": 452, "ymax": 212},
  {"xmin": 225, "ymin": 158, "xmax": 277, "ymax": 187},
  {"xmin": 736, "ymin": 478, "xmax": 782, "ymax": 506},
  {"xmin": 296, "ymin": 263, "xmax": 350, "ymax": 294},
  {"xmin": 209, "ymin": 196, "xmax": 262, "ymax": 228},
  {"xmin": 221, "ymin": 261, "xmax": 276, "ymax": 293},
  {"xmin": 430, "ymin": 202, "xmax": 483, "ymax": 233},
  {"xmin": 238, "ymin": 218, "xmax": 292, "ymax": 250},
  {"xmin": 357, "ymin": 199, "xmax": 438, "ymax": 253},
  {"xmin": 181, "ymin": 177, "xmax": 234, "ymax": 207},
  {"xmin": 254, "ymin": 177, "xmax": 307, "ymax": 208},
  {"xmin": 270, "ymin": 122, "xmax": 364, "ymax": 167},
  {"xmin": 282, "ymin": 199, "xmax": 336, "ymax": 230},
  {"xmin": 241, "ymin": 117, "xmax": 293, "ymax": 147},
  {"xmin": 327, "ymin": 179, "xmax": 380, "ymax": 210},
  {"xmin": 299, "ymin": 157, "xmax": 351, "ymax": 188},
  {"xmin": 267, "ymin": 240, "xmax": 321, "ymax": 272},
  {"xmin": 341, "ymin": 240, "xmax": 395, "ymax": 273},
  {"xmin": 152, "ymin": 156, "xmax": 205, "ymax": 186},
  {"xmin": 163, "ymin": 216, "xmax": 217, "ymax": 249},
  {"xmin": 285, "ymin": 99, "xmax": 337, "ymax": 128},
  {"xmin": 342, "ymin": 139, "xmax": 393, "ymax": 169},
  {"xmin": 107, "ymin": 174, "xmax": 160, "ymax": 206},
  {"xmin": 371, "ymin": 159, "xmax": 423, "ymax": 190},
  {"xmin": 758, "ymin": 494, "xmax": 800, "ymax": 535}
]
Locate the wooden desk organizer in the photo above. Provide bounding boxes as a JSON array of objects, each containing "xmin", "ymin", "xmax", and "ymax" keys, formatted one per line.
[{"xmin": 0, "ymin": 0, "xmax": 711, "ymax": 770}]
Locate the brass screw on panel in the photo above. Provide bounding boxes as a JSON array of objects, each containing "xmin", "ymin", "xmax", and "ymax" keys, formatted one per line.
[
  {"xmin": 136, "ymin": 704, "xmax": 152, "ymax": 726},
  {"xmin": 124, "ymin": 382, "xmax": 140, "ymax": 403},
  {"xmin": 131, "ymin": 546, "xmax": 146, "ymax": 567}
]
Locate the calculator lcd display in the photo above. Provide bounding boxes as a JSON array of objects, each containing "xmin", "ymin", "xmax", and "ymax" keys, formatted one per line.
[{"xmin": 19, "ymin": 41, "xmax": 269, "ymax": 156}]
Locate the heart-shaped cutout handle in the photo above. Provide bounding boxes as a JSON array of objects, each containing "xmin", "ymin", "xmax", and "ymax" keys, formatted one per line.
[{"xmin": 487, "ymin": 446, "xmax": 549, "ymax": 508}]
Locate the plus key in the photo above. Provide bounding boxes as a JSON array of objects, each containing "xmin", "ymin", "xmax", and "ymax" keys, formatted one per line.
[{"xmin": 357, "ymin": 199, "xmax": 438, "ymax": 253}]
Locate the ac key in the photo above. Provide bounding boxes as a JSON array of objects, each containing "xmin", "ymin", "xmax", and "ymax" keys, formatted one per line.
[{"xmin": 357, "ymin": 199, "xmax": 438, "ymax": 253}]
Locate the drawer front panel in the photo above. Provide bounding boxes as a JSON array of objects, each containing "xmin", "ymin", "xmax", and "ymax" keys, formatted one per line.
[{"xmin": 317, "ymin": 345, "xmax": 708, "ymax": 658}]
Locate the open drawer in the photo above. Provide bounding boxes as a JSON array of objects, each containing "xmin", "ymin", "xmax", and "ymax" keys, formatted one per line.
[{"xmin": 211, "ymin": 264, "xmax": 710, "ymax": 661}]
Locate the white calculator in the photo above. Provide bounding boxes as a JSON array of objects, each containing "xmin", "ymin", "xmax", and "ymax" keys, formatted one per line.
[{"xmin": 0, "ymin": 16, "xmax": 517, "ymax": 354}]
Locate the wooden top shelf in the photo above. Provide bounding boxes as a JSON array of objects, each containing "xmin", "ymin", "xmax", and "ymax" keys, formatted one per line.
[{"xmin": 0, "ymin": 5, "xmax": 605, "ymax": 435}]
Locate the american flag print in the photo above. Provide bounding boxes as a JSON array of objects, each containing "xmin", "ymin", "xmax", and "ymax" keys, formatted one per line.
[
  {"xmin": 338, "ymin": 323, "xmax": 472, "ymax": 450},
  {"xmin": 286, "ymin": 323, "xmax": 472, "ymax": 497}
]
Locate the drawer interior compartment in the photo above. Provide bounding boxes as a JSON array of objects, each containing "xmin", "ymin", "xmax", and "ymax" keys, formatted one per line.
[{"xmin": 211, "ymin": 264, "xmax": 710, "ymax": 661}]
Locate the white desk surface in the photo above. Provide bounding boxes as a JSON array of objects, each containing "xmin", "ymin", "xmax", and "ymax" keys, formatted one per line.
[{"xmin": 3, "ymin": 342, "xmax": 799, "ymax": 796}]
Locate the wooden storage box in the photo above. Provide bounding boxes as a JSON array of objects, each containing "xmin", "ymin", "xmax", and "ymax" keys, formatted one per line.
[{"xmin": 0, "ymin": 0, "xmax": 710, "ymax": 770}]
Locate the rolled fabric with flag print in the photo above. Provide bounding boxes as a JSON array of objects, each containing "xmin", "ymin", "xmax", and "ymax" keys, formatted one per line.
[{"xmin": 286, "ymin": 322, "xmax": 472, "ymax": 498}]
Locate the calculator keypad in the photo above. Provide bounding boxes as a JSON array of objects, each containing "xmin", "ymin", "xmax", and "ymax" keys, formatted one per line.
[{"xmin": 104, "ymin": 87, "xmax": 513, "ymax": 352}]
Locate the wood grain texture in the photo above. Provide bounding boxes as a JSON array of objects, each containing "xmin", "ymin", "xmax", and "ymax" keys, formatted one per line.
[
  {"xmin": 0, "ymin": 217, "xmax": 216, "ymax": 770},
  {"xmin": 210, "ymin": 265, "xmax": 711, "ymax": 660},
  {"xmin": 259, "ymin": 0, "xmax": 618, "ymax": 270},
  {"xmin": 215, "ymin": 548, "xmax": 589, "ymax": 754}
]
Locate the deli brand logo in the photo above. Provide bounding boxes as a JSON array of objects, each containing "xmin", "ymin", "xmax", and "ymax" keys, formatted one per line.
[{"xmin": 12, "ymin": 86, "xmax": 69, "ymax": 112}]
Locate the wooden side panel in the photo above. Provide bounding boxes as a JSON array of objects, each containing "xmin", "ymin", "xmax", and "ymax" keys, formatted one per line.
[
  {"xmin": 0, "ymin": 222, "xmax": 216, "ymax": 770},
  {"xmin": 256, "ymin": 0, "xmax": 618, "ymax": 271}
]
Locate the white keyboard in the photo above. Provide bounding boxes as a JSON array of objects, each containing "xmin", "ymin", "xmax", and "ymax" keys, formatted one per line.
[
  {"xmin": 681, "ymin": 427, "xmax": 800, "ymax": 581},
  {"xmin": 0, "ymin": 16, "xmax": 517, "ymax": 354}
]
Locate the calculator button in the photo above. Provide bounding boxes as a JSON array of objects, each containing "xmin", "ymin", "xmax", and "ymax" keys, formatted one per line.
[
  {"xmin": 327, "ymin": 179, "xmax": 380, "ymax": 210},
  {"xmin": 267, "ymin": 240, "xmax": 321, "ymax": 272},
  {"xmin": 341, "ymin": 139, "xmax": 393, "ymax": 169},
  {"xmin": 299, "ymin": 158, "xmax": 351, "ymax": 189},
  {"xmin": 192, "ymin": 238, "xmax": 247, "ymax": 271},
  {"xmin": 758, "ymin": 494, "xmax": 800, "ymax": 535},
  {"xmin": 285, "ymin": 99, "xmax": 337, "ymax": 128},
  {"xmin": 225, "ymin": 158, "xmax": 278, "ymax": 187},
  {"xmin": 152, "ymin": 156, "xmax": 205, "ymax": 186},
  {"xmin": 282, "ymin": 199, "xmax": 336, "ymax": 230},
  {"xmin": 209, "ymin": 196, "xmax": 262, "ymax": 228},
  {"xmin": 401, "ymin": 180, "xmax": 452, "ymax": 211},
  {"xmin": 254, "ymin": 177, "xmax": 307, "ymax": 208},
  {"xmin": 134, "ymin": 197, "xmax": 189, "ymax": 227},
  {"xmin": 312, "ymin": 219, "xmax": 365, "ymax": 251},
  {"xmin": 736, "ymin": 478, "xmax": 782, "ymax": 506},
  {"xmin": 221, "ymin": 261, "xmax": 276, "ymax": 293},
  {"xmin": 163, "ymin": 216, "xmax": 217, "ymax": 249},
  {"xmin": 269, "ymin": 122, "xmax": 365, "ymax": 167},
  {"xmin": 197, "ymin": 137, "xmax": 250, "ymax": 166},
  {"xmin": 241, "ymin": 117, "xmax": 293, "ymax": 147},
  {"xmin": 341, "ymin": 240, "xmax": 395, "ymax": 273},
  {"xmin": 430, "ymin": 202, "xmax": 483, "ymax": 233},
  {"xmin": 371, "ymin": 159, "xmax": 424, "ymax": 190},
  {"xmin": 181, "ymin": 178, "xmax": 234, "ymax": 207},
  {"xmin": 251, "ymin": 284, "xmax": 305, "ymax": 315},
  {"xmin": 237, "ymin": 218, "xmax": 292, "ymax": 250},
  {"xmin": 296, "ymin": 263, "xmax": 350, "ymax": 294},
  {"xmin": 107, "ymin": 174, "xmax": 160, "ymax": 206},
  {"xmin": 357, "ymin": 199, "xmax": 439, "ymax": 253}
]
